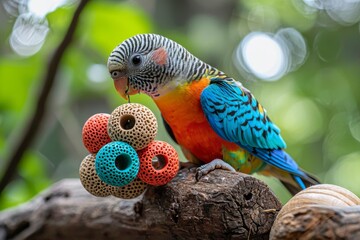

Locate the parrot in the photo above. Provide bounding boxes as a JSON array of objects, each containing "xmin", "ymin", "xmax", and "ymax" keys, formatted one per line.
[{"xmin": 107, "ymin": 33, "xmax": 320, "ymax": 195}]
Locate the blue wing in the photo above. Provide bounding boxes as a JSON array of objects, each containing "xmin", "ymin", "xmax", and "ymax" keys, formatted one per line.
[
  {"xmin": 200, "ymin": 77, "xmax": 307, "ymax": 179},
  {"xmin": 200, "ymin": 77, "xmax": 285, "ymax": 150}
]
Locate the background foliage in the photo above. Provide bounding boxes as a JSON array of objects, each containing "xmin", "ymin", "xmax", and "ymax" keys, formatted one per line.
[{"xmin": 0, "ymin": 0, "xmax": 359, "ymax": 209}]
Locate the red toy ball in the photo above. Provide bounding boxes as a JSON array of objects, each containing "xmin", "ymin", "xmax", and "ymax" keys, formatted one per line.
[
  {"xmin": 137, "ymin": 140, "xmax": 179, "ymax": 186},
  {"xmin": 82, "ymin": 113, "xmax": 112, "ymax": 153}
]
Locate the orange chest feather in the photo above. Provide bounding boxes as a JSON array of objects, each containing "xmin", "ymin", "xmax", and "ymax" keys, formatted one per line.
[{"xmin": 153, "ymin": 78, "xmax": 238, "ymax": 163}]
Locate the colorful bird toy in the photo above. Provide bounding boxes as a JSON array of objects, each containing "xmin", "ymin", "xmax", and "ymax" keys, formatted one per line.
[{"xmin": 79, "ymin": 103, "xmax": 180, "ymax": 199}]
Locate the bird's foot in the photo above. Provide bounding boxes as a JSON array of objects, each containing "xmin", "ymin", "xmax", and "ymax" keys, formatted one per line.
[{"xmin": 195, "ymin": 159, "xmax": 236, "ymax": 181}]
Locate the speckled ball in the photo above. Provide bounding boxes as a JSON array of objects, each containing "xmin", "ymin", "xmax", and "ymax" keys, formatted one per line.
[
  {"xmin": 107, "ymin": 103, "xmax": 158, "ymax": 150},
  {"xmin": 111, "ymin": 178, "xmax": 148, "ymax": 199},
  {"xmin": 82, "ymin": 113, "xmax": 112, "ymax": 153},
  {"xmin": 95, "ymin": 141, "xmax": 140, "ymax": 187},
  {"xmin": 79, "ymin": 154, "xmax": 113, "ymax": 197},
  {"xmin": 137, "ymin": 141, "xmax": 179, "ymax": 186}
]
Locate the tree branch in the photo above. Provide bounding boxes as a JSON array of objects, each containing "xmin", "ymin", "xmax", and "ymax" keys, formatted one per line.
[
  {"xmin": 0, "ymin": 0, "xmax": 90, "ymax": 195},
  {"xmin": 270, "ymin": 205, "xmax": 360, "ymax": 240},
  {"xmin": 0, "ymin": 169, "xmax": 282, "ymax": 240}
]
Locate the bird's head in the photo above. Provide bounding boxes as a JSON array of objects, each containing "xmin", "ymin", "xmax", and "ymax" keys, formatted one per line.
[{"xmin": 107, "ymin": 34, "xmax": 193, "ymax": 100}]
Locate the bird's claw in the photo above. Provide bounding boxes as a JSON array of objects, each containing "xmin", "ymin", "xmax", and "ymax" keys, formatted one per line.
[{"xmin": 195, "ymin": 159, "xmax": 236, "ymax": 181}]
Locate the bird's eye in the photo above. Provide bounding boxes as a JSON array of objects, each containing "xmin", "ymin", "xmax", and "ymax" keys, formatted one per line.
[
  {"xmin": 131, "ymin": 54, "xmax": 142, "ymax": 66},
  {"xmin": 111, "ymin": 70, "xmax": 121, "ymax": 79}
]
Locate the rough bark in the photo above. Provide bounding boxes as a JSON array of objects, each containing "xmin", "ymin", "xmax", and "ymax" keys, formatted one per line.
[
  {"xmin": 270, "ymin": 205, "xmax": 360, "ymax": 240},
  {"xmin": 0, "ymin": 168, "xmax": 281, "ymax": 240}
]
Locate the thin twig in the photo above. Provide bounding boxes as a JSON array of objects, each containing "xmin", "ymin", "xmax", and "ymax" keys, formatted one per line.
[{"xmin": 0, "ymin": 0, "xmax": 90, "ymax": 195}]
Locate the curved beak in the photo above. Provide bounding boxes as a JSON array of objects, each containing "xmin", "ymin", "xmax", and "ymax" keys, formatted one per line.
[{"xmin": 113, "ymin": 77, "xmax": 138, "ymax": 100}]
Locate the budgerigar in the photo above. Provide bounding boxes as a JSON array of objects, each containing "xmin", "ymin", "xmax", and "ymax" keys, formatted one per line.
[{"xmin": 107, "ymin": 34, "xmax": 319, "ymax": 195}]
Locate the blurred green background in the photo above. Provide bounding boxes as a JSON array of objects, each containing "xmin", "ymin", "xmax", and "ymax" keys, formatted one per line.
[{"xmin": 0, "ymin": 0, "xmax": 360, "ymax": 209}]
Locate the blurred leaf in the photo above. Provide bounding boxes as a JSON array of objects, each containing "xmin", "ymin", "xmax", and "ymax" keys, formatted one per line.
[
  {"xmin": 0, "ymin": 180, "xmax": 31, "ymax": 210},
  {"xmin": 81, "ymin": 1, "xmax": 152, "ymax": 59},
  {"xmin": 47, "ymin": 6, "xmax": 74, "ymax": 38},
  {"xmin": 0, "ymin": 56, "xmax": 43, "ymax": 151},
  {"xmin": 0, "ymin": 57, "xmax": 41, "ymax": 112},
  {"xmin": 0, "ymin": 152, "xmax": 51, "ymax": 210}
]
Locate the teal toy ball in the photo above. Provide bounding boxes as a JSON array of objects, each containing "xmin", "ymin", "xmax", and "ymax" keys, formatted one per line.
[{"xmin": 95, "ymin": 141, "xmax": 140, "ymax": 187}]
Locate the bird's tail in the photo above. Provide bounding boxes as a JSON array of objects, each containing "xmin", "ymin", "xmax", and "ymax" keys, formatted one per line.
[
  {"xmin": 282, "ymin": 170, "xmax": 320, "ymax": 195},
  {"xmin": 266, "ymin": 166, "xmax": 320, "ymax": 195}
]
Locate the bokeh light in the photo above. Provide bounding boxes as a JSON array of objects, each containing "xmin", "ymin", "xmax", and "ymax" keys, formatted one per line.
[
  {"xmin": 302, "ymin": 0, "xmax": 360, "ymax": 26},
  {"xmin": 235, "ymin": 28, "xmax": 307, "ymax": 81},
  {"xmin": 237, "ymin": 32, "xmax": 286, "ymax": 80},
  {"xmin": 9, "ymin": 13, "xmax": 49, "ymax": 57},
  {"xmin": 28, "ymin": 0, "xmax": 67, "ymax": 18},
  {"xmin": 2, "ymin": 0, "xmax": 27, "ymax": 17},
  {"xmin": 7, "ymin": 0, "xmax": 69, "ymax": 56},
  {"xmin": 87, "ymin": 64, "xmax": 109, "ymax": 84},
  {"xmin": 275, "ymin": 28, "xmax": 307, "ymax": 72},
  {"xmin": 314, "ymin": 31, "xmax": 342, "ymax": 62}
]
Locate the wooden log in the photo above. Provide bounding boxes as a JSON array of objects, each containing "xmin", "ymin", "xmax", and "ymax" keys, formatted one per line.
[
  {"xmin": 270, "ymin": 205, "xmax": 360, "ymax": 240},
  {"xmin": 270, "ymin": 185, "xmax": 360, "ymax": 240},
  {"xmin": 0, "ymin": 168, "xmax": 282, "ymax": 240}
]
